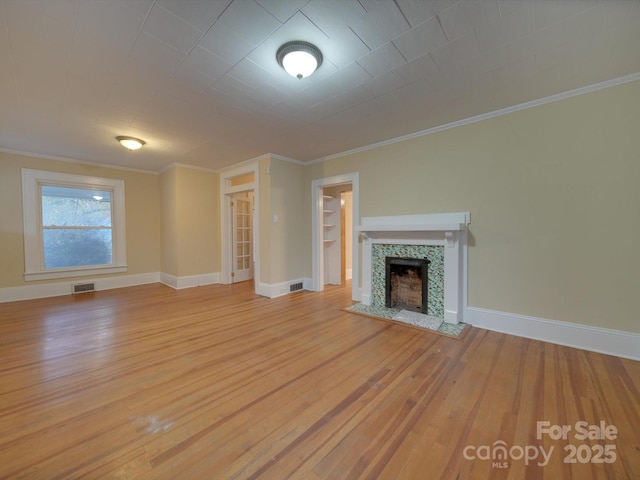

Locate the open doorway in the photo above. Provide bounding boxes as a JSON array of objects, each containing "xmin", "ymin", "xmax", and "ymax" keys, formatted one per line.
[
  {"xmin": 311, "ymin": 173, "xmax": 360, "ymax": 301},
  {"xmin": 321, "ymin": 185, "xmax": 352, "ymax": 286}
]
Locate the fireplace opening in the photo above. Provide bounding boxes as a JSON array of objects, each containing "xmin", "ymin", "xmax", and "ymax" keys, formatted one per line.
[{"xmin": 385, "ymin": 257, "xmax": 430, "ymax": 313}]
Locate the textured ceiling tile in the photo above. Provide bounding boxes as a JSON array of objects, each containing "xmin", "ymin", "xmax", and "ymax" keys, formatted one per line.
[
  {"xmin": 437, "ymin": 0, "xmax": 500, "ymax": 42},
  {"xmin": 360, "ymin": 71, "xmax": 407, "ymax": 97},
  {"xmin": 156, "ymin": 0, "xmax": 229, "ymax": 32},
  {"xmin": 199, "ymin": 22, "xmax": 254, "ymax": 65},
  {"xmin": 474, "ymin": 6, "xmax": 534, "ymax": 51},
  {"xmin": 392, "ymin": 16, "xmax": 448, "ymax": 62},
  {"xmin": 129, "ymin": 32, "xmax": 185, "ymax": 74},
  {"xmin": 180, "ymin": 45, "xmax": 233, "ymax": 80},
  {"xmin": 143, "ymin": 4, "xmax": 203, "ymax": 54},
  {"xmin": 218, "ymin": 0, "xmax": 281, "ymax": 46},
  {"xmin": 170, "ymin": 64, "xmax": 216, "ymax": 94},
  {"xmin": 301, "ymin": 0, "xmax": 367, "ymax": 37},
  {"xmin": 533, "ymin": 0, "xmax": 599, "ymax": 31},
  {"xmin": 393, "ymin": 53, "xmax": 439, "ymax": 83},
  {"xmin": 349, "ymin": 1, "xmax": 410, "ymax": 50},
  {"xmin": 256, "ymin": 0, "xmax": 308, "ymax": 22},
  {"xmin": 314, "ymin": 61, "xmax": 372, "ymax": 95},
  {"xmin": 304, "ymin": 86, "xmax": 374, "ymax": 120},
  {"xmin": 460, "ymin": 45, "xmax": 508, "ymax": 76},
  {"xmin": 393, "ymin": 0, "xmax": 437, "ymax": 27},
  {"xmin": 75, "ymin": 0, "xmax": 149, "ymax": 45},
  {"xmin": 357, "ymin": 42, "xmax": 407, "ymax": 78},
  {"xmin": 321, "ymin": 27, "xmax": 370, "ymax": 68},
  {"xmin": 394, "ymin": 0, "xmax": 460, "ymax": 26},
  {"xmin": 429, "ymin": 34, "xmax": 480, "ymax": 72}
]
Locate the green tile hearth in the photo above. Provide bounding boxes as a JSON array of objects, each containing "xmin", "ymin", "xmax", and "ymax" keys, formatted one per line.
[{"xmin": 346, "ymin": 303, "xmax": 467, "ymax": 338}]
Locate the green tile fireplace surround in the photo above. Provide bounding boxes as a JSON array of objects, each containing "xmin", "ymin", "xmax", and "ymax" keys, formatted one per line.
[
  {"xmin": 371, "ymin": 244, "xmax": 444, "ymax": 319},
  {"xmin": 356, "ymin": 212, "xmax": 470, "ymax": 325}
]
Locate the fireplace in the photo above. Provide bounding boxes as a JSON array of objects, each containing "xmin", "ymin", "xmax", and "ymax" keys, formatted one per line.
[
  {"xmin": 356, "ymin": 212, "xmax": 470, "ymax": 324},
  {"xmin": 385, "ymin": 257, "xmax": 430, "ymax": 313}
]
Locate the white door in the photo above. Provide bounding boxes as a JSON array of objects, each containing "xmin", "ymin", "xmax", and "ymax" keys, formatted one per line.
[{"xmin": 232, "ymin": 195, "xmax": 253, "ymax": 283}]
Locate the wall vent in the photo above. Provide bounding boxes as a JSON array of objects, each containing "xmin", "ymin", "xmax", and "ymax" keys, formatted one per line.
[
  {"xmin": 72, "ymin": 282, "xmax": 95, "ymax": 294},
  {"xmin": 289, "ymin": 282, "xmax": 303, "ymax": 292}
]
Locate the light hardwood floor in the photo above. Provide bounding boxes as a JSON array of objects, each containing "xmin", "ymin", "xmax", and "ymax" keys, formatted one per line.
[{"xmin": 1, "ymin": 282, "xmax": 638, "ymax": 479}]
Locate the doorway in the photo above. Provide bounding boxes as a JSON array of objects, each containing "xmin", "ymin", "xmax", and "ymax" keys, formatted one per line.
[
  {"xmin": 311, "ymin": 173, "xmax": 360, "ymax": 301},
  {"xmin": 220, "ymin": 163, "xmax": 260, "ymax": 292},
  {"xmin": 231, "ymin": 192, "xmax": 254, "ymax": 283},
  {"xmin": 321, "ymin": 185, "xmax": 352, "ymax": 287}
]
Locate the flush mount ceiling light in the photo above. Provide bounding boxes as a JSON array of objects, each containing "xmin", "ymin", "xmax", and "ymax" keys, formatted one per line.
[
  {"xmin": 116, "ymin": 136, "xmax": 145, "ymax": 151},
  {"xmin": 276, "ymin": 41, "xmax": 323, "ymax": 79}
]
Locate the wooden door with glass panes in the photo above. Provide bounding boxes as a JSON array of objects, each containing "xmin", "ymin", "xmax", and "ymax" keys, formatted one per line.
[{"xmin": 232, "ymin": 196, "xmax": 253, "ymax": 282}]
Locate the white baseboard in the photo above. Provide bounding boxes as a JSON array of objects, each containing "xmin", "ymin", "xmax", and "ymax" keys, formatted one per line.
[
  {"xmin": 160, "ymin": 272, "xmax": 220, "ymax": 290},
  {"xmin": 257, "ymin": 278, "xmax": 311, "ymax": 298},
  {"xmin": 0, "ymin": 272, "xmax": 161, "ymax": 303},
  {"xmin": 467, "ymin": 307, "xmax": 640, "ymax": 361}
]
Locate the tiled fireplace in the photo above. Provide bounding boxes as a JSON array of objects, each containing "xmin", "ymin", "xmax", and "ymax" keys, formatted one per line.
[{"xmin": 357, "ymin": 212, "xmax": 470, "ymax": 324}]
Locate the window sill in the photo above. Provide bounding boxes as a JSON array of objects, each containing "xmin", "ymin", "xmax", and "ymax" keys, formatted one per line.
[{"xmin": 24, "ymin": 265, "xmax": 128, "ymax": 282}]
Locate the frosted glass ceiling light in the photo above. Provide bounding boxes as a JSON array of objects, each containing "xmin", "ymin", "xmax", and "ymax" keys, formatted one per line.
[
  {"xmin": 116, "ymin": 136, "xmax": 145, "ymax": 150},
  {"xmin": 276, "ymin": 41, "xmax": 323, "ymax": 79}
]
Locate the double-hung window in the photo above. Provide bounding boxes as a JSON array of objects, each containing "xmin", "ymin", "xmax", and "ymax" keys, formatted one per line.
[{"xmin": 21, "ymin": 169, "xmax": 127, "ymax": 281}]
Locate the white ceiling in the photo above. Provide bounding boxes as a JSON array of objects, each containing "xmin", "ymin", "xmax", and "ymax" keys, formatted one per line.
[{"xmin": 1, "ymin": 0, "xmax": 639, "ymax": 172}]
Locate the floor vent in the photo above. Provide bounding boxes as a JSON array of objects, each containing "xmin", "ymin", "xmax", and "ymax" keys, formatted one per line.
[
  {"xmin": 72, "ymin": 282, "xmax": 96, "ymax": 294},
  {"xmin": 289, "ymin": 282, "xmax": 303, "ymax": 292}
]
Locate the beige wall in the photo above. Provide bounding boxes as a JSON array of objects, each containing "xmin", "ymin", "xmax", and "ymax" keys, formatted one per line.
[
  {"xmin": 265, "ymin": 156, "xmax": 306, "ymax": 284},
  {"xmin": 0, "ymin": 151, "xmax": 161, "ymax": 287},
  {"xmin": 258, "ymin": 157, "xmax": 272, "ymax": 284},
  {"xmin": 307, "ymin": 80, "xmax": 640, "ymax": 333},
  {"xmin": 160, "ymin": 167, "xmax": 178, "ymax": 276},
  {"xmin": 160, "ymin": 165, "xmax": 219, "ymax": 278}
]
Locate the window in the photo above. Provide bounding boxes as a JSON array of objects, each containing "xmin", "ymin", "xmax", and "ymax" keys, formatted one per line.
[{"xmin": 22, "ymin": 169, "xmax": 127, "ymax": 281}]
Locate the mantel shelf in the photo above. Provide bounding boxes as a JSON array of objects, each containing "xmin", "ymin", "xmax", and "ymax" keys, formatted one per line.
[{"xmin": 356, "ymin": 223, "xmax": 466, "ymax": 234}]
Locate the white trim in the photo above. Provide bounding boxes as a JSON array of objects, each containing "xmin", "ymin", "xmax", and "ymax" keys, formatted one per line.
[
  {"xmin": 159, "ymin": 162, "xmax": 217, "ymax": 174},
  {"xmin": 160, "ymin": 272, "xmax": 220, "ymax": 290},
  {"xmin": 21, "ymin": 168, "xmax": 127, "ymax": 281},
  {"xmin": 257, "ymin": 278, "xmax": 311, "ymax": 298},
  {"xmin": 0, "ymin": 272, "xmax": 161, "ymax": 303},
  {"xmin": 1, "ymin": 147, "xmax": 159, "ymax": 174},
  {"xmin": 219, "ymin": 153, "xmax": 270, "ymax": 173},
  {"xmin": 25, "ymin": 265, "xmax": 127, "ymax": 281},
  {"xmin": 311, "ymin": 72, "xmax": 640, "ymax": 164},
  {"xmin": 268, "ymin": 153, "xmax": 305, "ymax": 166},
  {"xmin": 311, "ymin": 173, "xmax": 360, "ymax": 301},
  {"xmin": 467, "ymin": 307, "xmax": 640, "ymax": 361}
]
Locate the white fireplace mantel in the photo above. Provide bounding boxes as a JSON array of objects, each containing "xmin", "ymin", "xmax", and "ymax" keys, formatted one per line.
[{"xmin": 356, "ymin": 212, "xmax": 470, "ymax": 324}]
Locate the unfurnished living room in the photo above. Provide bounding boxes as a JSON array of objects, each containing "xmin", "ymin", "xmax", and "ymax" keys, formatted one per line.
[{"xmin": 0, "ymin": 1, "xmax": 639, "ymax": 479}]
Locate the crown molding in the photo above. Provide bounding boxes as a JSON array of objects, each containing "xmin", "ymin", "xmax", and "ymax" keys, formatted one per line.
[
  {"xmin": 0, "ymin": 147, "xmax": 160, "ymax": 175},
  {"xmin": 159, "ymin": 162, "xmax": 218, "ymax": 174},
  {"xmin": 312, "ymin": 71, "xmax": 640, "ymax": 164}
]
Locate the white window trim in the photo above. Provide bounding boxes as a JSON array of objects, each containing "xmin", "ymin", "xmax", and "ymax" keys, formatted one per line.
[{"xmin": 21, "ymin": 168, "xmax": 127, "ymax": 281}]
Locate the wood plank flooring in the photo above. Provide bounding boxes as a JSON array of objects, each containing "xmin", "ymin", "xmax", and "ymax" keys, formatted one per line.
[{"xmin": 0, "ymin": 282, "xmax": 638, "ymax": 479}]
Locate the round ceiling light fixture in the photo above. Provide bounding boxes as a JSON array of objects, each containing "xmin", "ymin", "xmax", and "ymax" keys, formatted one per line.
[
  {"xmin": 116, "ymin": 136, "xmax": 146, "ymax": 151},
  {"xmin": 276, "ymin": 41, "xmax": 323, "ymax": 79}
]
